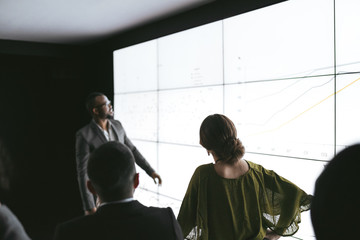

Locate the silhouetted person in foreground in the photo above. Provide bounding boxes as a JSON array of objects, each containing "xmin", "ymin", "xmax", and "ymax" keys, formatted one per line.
[
  {"xmin": 54, "ymin": 141, "xmax": 182, "ymax": 240},
  {"xmin": 76, "ymin": 92, "xmax": 162, "ymax": 215},
  {"xmin": 0, "ymin": 138, "xmax": 31, "ymax": 240},
  {"xmin": 311, "ymin": 144, "xmax": 360, "ymax": 240},
  {"xmin": 178, "ymin": 114, "xmax": 312, "ymax": 240}
]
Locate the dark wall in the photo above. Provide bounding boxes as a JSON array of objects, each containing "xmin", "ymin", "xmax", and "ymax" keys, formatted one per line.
[{"xmin": 0, "ymin": 40, "xmax": 112, "ymax": 240}]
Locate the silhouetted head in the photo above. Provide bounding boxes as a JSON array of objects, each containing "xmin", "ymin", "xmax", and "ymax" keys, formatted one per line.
[
  {"xmin": 200, "ymin": 114, "xmax": 245, "ymax": 164},
  {"xmin": 311, "ymin": 144, "xmax": 360, "ymax": 240},
  {"xmin": 87, "ymin": 141, "xmax": 138, "ymax": 202},
  {"xmin": 85, "ymin": 92, "xmax": 113, "ymax": 119}
]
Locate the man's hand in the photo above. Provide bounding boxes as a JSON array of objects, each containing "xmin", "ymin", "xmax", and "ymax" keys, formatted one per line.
[
  {"xmin": 151, "ymin": 172, "xmax": 162, "ymax": 185},
  {"xmin": 84, "ymin": 207, "xmax": 97, "ymax": 216}
]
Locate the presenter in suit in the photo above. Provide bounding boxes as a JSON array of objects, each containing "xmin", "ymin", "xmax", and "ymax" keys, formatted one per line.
[
  {"xmin": 55, "ymin": 141, "xmax": 182, "ymax": 240},
  {"xmin": 76, "ymin": 92, "xmax": 162, "ymax": 215}
]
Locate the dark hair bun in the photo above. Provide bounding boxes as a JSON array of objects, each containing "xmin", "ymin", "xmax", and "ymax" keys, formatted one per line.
[
  {"xmin": 223, "ymin": 137, "xmax": 236, "ymax": 153},
  {"xmin": 222, "ymin": 138, "xmax": 245, "ymax": 164}
]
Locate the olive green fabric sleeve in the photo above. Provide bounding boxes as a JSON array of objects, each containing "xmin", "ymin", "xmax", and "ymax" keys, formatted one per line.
[
  {"xmin": 177, "ymin": 166, "xmax": 204, "ymax": 239},
  {"xmin": 257, "ymin": 164, "xmax": 312, "ymax": 236}
]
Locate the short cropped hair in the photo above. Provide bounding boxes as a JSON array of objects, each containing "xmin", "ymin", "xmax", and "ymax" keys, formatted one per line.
[
  {"xmin": 85, "ymin": 92, "xmax": 104, "ymax": 115},
  {"xmin": 87, "ymin": 141, "xmax": 136, "ymax": 201},
  {"xmin": 311, "ymin": 144, "xmax": 360, "ymax": 240}
]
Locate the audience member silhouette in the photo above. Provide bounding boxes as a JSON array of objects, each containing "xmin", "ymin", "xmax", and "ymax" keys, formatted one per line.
[
  {"xmin": 177, "ymin": 114, "xmax": 312, "ymax": 240},
  {"xmin": 0, "ymin": 138, "xmax": 31, "ymax": 240},
  {"xmin": 311, "ymin": 144, "xmax": 360, "ymax": 240},
  {"xmin": 54, "ymin": 141, "xmax": 182, "ymax": 240}
]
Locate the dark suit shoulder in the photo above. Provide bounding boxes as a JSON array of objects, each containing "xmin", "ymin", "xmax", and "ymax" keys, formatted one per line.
[
  {"xmin": 130, "ymin": 205, "xmax": 181, "ymax": 239},
  {"xmin": 95, "ymin": 201, "xmax": 182, "ymax": 240},
  {"xmin": 54, "ymin": 215, "xmax": 101, "ymax": 240},
  {"xmin": 146, "ymin": 206, "xmax": 174, "ymax": 217},
  {"xmin": 76, "ymin": 121, "xmax": 93, "ymax": 136},
  {"xmin": 109, "ymin": 119, "xmax": 122, "ymax": 128},
  {"xmin": 75, "ymin": 120, "xmax": 105, "ymax": 144},
  {"xmin": 58, "ymin": 214, "xmax": 96, "ymax": 228},
  {"xmin": 55, "ymin": 202, "xmax": 182, "ymax": 240}
]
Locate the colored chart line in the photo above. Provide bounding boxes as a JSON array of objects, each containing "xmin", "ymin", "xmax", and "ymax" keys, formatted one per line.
[{"xmin": 247, "ymin": 77, "xmax": 360, "ymax": 137}]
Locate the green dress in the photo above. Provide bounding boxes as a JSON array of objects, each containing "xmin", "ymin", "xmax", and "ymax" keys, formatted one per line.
[{"xmin": 177, "ymin": 161, "xmax": 312, "ymax": 240}]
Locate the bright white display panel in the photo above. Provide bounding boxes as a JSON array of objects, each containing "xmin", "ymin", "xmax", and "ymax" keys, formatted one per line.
[
  {"xmin": 114, "ymin": 92, "xmax": 157, "ymax": 141},
  {"xmin": 131, "ymin": 140, "xmax": 160, "ymax": 208},
  {"xmin": 336, "ymin": 73, "xmax": 360, "ymax": 151},
  {"xmin": 224, "ymin": 76, "xmax": 335, "ymax": 161},
  {"xmin": 336, "ymin": 0, "xmax": 360, "ymax": 73},
  {"xmin": 223, "ymin": 0, "xmax": 334, "ymax": 83},
  {"xmin": 112, "ymin": 0, "xmax": 360, "ymax": 239},
  {"xmin": 131, "ymin": 140, "xmax": 159, "ymax": 195},
  {"xmin": 158, "ymin": 21, "xmax": 223, "ymax": 89},
  {"xmin": 158, "ymin": 86, "xmax": 223, "ymax": 145},
  {"xmin": 133, "ymin": 141, "xmax": 212, "ymax": 216},
  {"xmin": 113, "ymin": 40, "xmax": 157, "ymax": 93},
  {"xmin": 158, "ymin": 143, "xmax": 212, "ymax": 215}
]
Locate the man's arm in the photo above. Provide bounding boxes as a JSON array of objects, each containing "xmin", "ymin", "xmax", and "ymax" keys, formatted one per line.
[
  {"xmin": 123, "ymin": 133, "xmax": 162, "ymax": 184},
  {"xmin": 75, "ymin": 131, "xmax": 96, "ymax": 213}
]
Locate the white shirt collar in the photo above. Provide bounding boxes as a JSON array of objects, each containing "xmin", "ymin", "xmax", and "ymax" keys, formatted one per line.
[
  {"xmin": 94, "ymin": 120, "xmax": 117, "ymax": 141},
  {"xmin": 99, "ymin": 197, "xmax": 135, "ymax": 208}
]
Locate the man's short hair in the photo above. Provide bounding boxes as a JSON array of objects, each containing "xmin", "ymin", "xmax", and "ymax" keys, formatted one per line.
[
  {"xmin": 87, "ymin": 141, "xmax": 136, "ymax": 201},
  {"xmin": 85, "ymin": 92, "xmax": 105, "ymax": 115}
]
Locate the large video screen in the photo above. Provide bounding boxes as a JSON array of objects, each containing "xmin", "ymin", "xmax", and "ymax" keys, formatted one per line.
[{"xmin": 113, "ymin": 0, "xmax": 360, "ymax": 239}]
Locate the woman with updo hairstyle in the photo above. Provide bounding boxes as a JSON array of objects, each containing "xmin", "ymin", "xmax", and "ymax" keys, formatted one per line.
[
  {"xmin": 178, "ymin": 114, "xmax": 312, "ymax": 240},
  {"xmin": 199, "ymin": 114, "xmax": 245, "ymax": 165}
]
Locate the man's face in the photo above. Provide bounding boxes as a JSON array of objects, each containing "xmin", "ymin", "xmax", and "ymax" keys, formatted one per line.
[{"xmin": 94, "ymin": 95, "xmax": 113, "ymax": 119}]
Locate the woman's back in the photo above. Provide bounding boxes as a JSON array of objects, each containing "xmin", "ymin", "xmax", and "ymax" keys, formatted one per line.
[
  {"xmin": 213, "ymin": 158, "xmax": 249, "ymax": 179},
  {"xmin": 207, "ymin": 161, "xmax": 265, "ymax": 240},
  {"xmin": 178, "ymin": 114, "xmax": 312, "ymax": 240},
  {"xmin": 178, "ymin": 161, "xmax": 312, "ymax": 240}
]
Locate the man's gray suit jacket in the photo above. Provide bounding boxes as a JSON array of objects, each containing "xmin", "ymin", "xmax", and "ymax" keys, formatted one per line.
[{"xmin": 75, "ymin": 119, "xmax": 154, "ymax": 211}]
